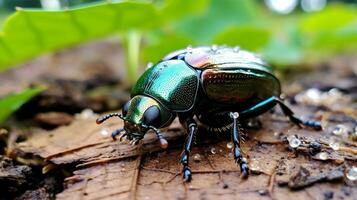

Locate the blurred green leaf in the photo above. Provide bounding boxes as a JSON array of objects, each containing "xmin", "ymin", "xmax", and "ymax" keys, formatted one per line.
[
  {"xmin": 175, "ymin": 0, "xmax": 260, "ymax": 43},
  {"xmin": 299, "ymin": 5, "xmax": 357, "ymax": 34},
  {"xmin": 213, "ymin": 26, "xmax": 271, "ymax": 51},
  {"xmin": 142, "ymin": 31, "xmax": 194, "ymax": 63},
  {"xmin": 158, "ymin": 0, "xmax": 208, "ymax": 23},
  {"xmin": 0, "ymin": 1, "xmax": 158, "ymax": 71},
  {"xmin": 297, "ymin": 4, "xmax": 357, "ymax": 61},
  {"xmin": 0, "ymin": 87, "xmax": 43, "ymax": 124},
  {"xmin": 262, "ymin": 37, "xmax": 304, "ymax": 66}
]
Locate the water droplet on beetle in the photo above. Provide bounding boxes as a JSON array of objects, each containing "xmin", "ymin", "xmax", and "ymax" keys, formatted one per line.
[
  {"xmin": 146, "ymin": 62, "xmax": 153, "ymax": 69},
  {"xmin": 193, "ymin": 153, "xmax": 201, "ymax": 162},
  {"xmin": 100, "ymin": 128, "xmax": 109, "ymax": 137},
  {"xmin": 230, "ymin": 112, "xmax": 239, "ymax": 119},
  {"xmin": 287, "ymin": 135, "xmax": 301, "ymax": 148},
  {"xmin": 233, "ymin": 46, "xmax": 240, "ymax": 52},
  {"xmin": 332, "ymin": 124, "xmax": 347, "ymax": 136},
  {"xmin": 226, "ymin": 142, "xmax": 233, "ymax": 149},
  {"xmin": 316, "ymin": 152, "xmax": 328, "ymax": 160},
  {"xmin": 210, "ymin": 147, "xmax": 217, "ymax": 154},
  {"xmin": 346, "ymin": 167, "xmax": 357, "ymax": 181},
  {"xmin": 211, "ymin": 44, "xmax": 218, "ymax": 51}
]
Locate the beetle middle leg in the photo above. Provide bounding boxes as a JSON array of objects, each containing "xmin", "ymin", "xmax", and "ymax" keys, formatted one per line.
[
  {"xmin": 179, "ymin": 116, "xmax": 198, "ymax": 182},
  {"xmin": 229, "ymin": 112, "xmax": 249, "ymax": 178}
]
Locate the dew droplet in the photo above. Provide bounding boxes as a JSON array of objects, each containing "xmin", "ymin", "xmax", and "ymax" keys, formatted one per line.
[
  {"xmin": 316, "ymin": 152, "xmax": 328, "ymax": 160},
  {"xmin": 350, "ymin": 126, "xmax": 357, "ymax": 141},
  {"xmin": 210, "ymin": 147, "xmax": 217, "ymax": 154},
  {"xmin": 328, "ymin": 88, "xmax": 342, "ymax": 96},
  {"xmin": 287, "ymin": 135, "xmax": 301, "ymax": 148},
  {"xmin": 121, "ymin": 168, "xmax": 126, "ymax": 172},
  {"xmin": 346, "ymin": 167, "xmax": 357, "ymax": 181},
  {"xmin": 100, "ymin": 128, "xmax": 110, "ymax": 137},
  {"xmin": 249, "ymin": 158, "xmax": 260, "ymax": 171},
  {"xmin": 226, "ymin": 142, "xmax": 233, "ymax": 149},
  {"xmin": 193, "ymin": 153, "xmax": 201, "ymax": 162},
  {"xmin": 78, "ymin": 108, "xmax": 96, "ymax": 119},
  {"xmin": 332, "ymin": 124, "xmax": 347, "ymax": 136},
  {"xmin": 329, "ymin": 140, "xmax": 340, "ymax": 151},
  {"xmin": 305, "ymin": 88, "xmax": 321, "ymax": 103}
]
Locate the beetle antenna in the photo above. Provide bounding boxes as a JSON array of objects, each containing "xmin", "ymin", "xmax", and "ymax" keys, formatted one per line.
[
  {"xmin": 96, "ymin": 113, "xmax": 124, "ymax": 124},
  {"xmin": 148, "ymin": 126, "xmax": 168, "ymax": 149}
]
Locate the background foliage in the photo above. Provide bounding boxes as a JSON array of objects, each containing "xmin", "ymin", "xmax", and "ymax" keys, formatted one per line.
[{"xmin": 0, "ymin": 0, "xmax": 356, "ymax": 123}]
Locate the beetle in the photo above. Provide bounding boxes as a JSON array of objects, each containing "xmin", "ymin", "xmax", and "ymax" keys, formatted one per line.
[{"xmin": 96, "ymin": 45, "xmax": 321, "ymax": 182}]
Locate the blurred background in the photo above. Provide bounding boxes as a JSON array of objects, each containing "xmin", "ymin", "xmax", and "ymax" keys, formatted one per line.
[{"xmin": 0, "ymin": 0, "xmax": 356, "ymax": 124}]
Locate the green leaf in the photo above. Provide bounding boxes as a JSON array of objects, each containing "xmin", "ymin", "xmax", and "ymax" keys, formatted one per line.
[
  {"xmin": 0, "ymin": 87, "xmax": 43, "ymax": 124},
  {"xmin": 299, "ymin": 4, "xmax": 357, "ymax": 34},
  {"xmin": 213, "ymin": 26, "xmax": 271, "ymax": 51},
  {"xmin": 297, "ymin": 4, "xmax": 357, "ymax": 61},
  {"xmin": 142, "ymin": 31, "xmax": 193, "ymax": 63},
  {"xmin": 158, "ymin": 0, "xmax": 208, "ymax": 23},
  {"xmin": 262, "ymin": 37, "xmax": 304, "ymax": 67},
  {"xmin": 0, "ymin": 1, "xmax": 158, "ymax": 72},
  {"xmin": 174, "ymin": 0, "xmax": 260, "ymax": 43}
]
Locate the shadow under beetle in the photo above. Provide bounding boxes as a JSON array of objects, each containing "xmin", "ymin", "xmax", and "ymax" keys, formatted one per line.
[{"xmin": 97, "ymin": 46, "xmax": 322, "ymax": 182}]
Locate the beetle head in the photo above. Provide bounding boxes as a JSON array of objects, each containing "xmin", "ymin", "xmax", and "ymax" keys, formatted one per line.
[{"xmin": 97, "ymin": 95, "xmax": 174, "ymax": 148}]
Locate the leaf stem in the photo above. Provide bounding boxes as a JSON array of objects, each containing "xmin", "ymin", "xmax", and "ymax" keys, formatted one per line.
[{"xmin": 125, "ymin": 30, "xmax": 142, "ymax": 84}]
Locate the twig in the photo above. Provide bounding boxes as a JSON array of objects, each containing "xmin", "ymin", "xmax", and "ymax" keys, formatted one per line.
[
  {"xmin": 268, "ymin": 171, "xmax": 276, "ymax": 199},
  {"xmin": 130, "ymin": 146, "xmax": 142, "ymax": 200},
  {"xmin": 140, "ymin": 166, "xmax": 177, "ymax": 174}
]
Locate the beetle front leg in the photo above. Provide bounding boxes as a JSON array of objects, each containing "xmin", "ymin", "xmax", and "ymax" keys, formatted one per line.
[
  {"xmin": 230, "ymin": 112, "xmax": 249, "ymax": 178},
  {"xmin": 180, "ymin": 119, "xmax": 197, "ymax": 182},
  {"xmin": 111, "ymin": 128, "xmax": 125, "ymax": 141}
]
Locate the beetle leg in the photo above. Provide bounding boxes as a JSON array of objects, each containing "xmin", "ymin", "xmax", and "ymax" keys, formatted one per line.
[
  {"xmin": 180, "ymin": 119, "xmax": 197, "ymax": 182},
  {"xmin": 239, "ymin": 96, "xmax": 322, "ymax": 130},
  {"xmin": 230, "ymin": 112, "xmax": 249, "ymax": 178},
  {"xmin": 275, "ymin": 98, "xmax": 322, "ymax": 130},
  {"xmin": 111, "ymin": 128, "xmax": 125, "ymax": 141}
]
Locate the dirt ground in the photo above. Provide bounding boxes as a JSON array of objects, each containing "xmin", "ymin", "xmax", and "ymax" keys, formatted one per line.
[{"xmin": 0, "ymin": 39, "xmax": 356, "ymax": 200}]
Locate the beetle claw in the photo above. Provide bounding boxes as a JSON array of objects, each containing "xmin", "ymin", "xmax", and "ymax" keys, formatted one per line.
[{"xmin": 118, "ymin": 133, "xmax": 127, "ymax": 142}]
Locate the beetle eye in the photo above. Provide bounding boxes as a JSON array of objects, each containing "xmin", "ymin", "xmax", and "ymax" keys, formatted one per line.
[
  {"xmin": 143, "ymin": 106, "xmax": 161, "ymax": 127},
  {"xmin": 122, "ymin": 101, "xmax": 131, "ymax": 117}
]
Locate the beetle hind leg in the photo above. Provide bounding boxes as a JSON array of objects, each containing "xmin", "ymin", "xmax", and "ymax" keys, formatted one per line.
[
  {"xmin": 276, "ymin": 98, "xmax": 322, "ymax": 130},
  {"xmin": 230, "ymin": 112, "xmax": 249, "ymax": 178}
]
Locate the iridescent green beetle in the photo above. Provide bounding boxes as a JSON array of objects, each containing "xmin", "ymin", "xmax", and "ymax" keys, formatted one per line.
[{"xmin": 97, "ymin": 46, "xmax": 321, "ymax": 182}]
